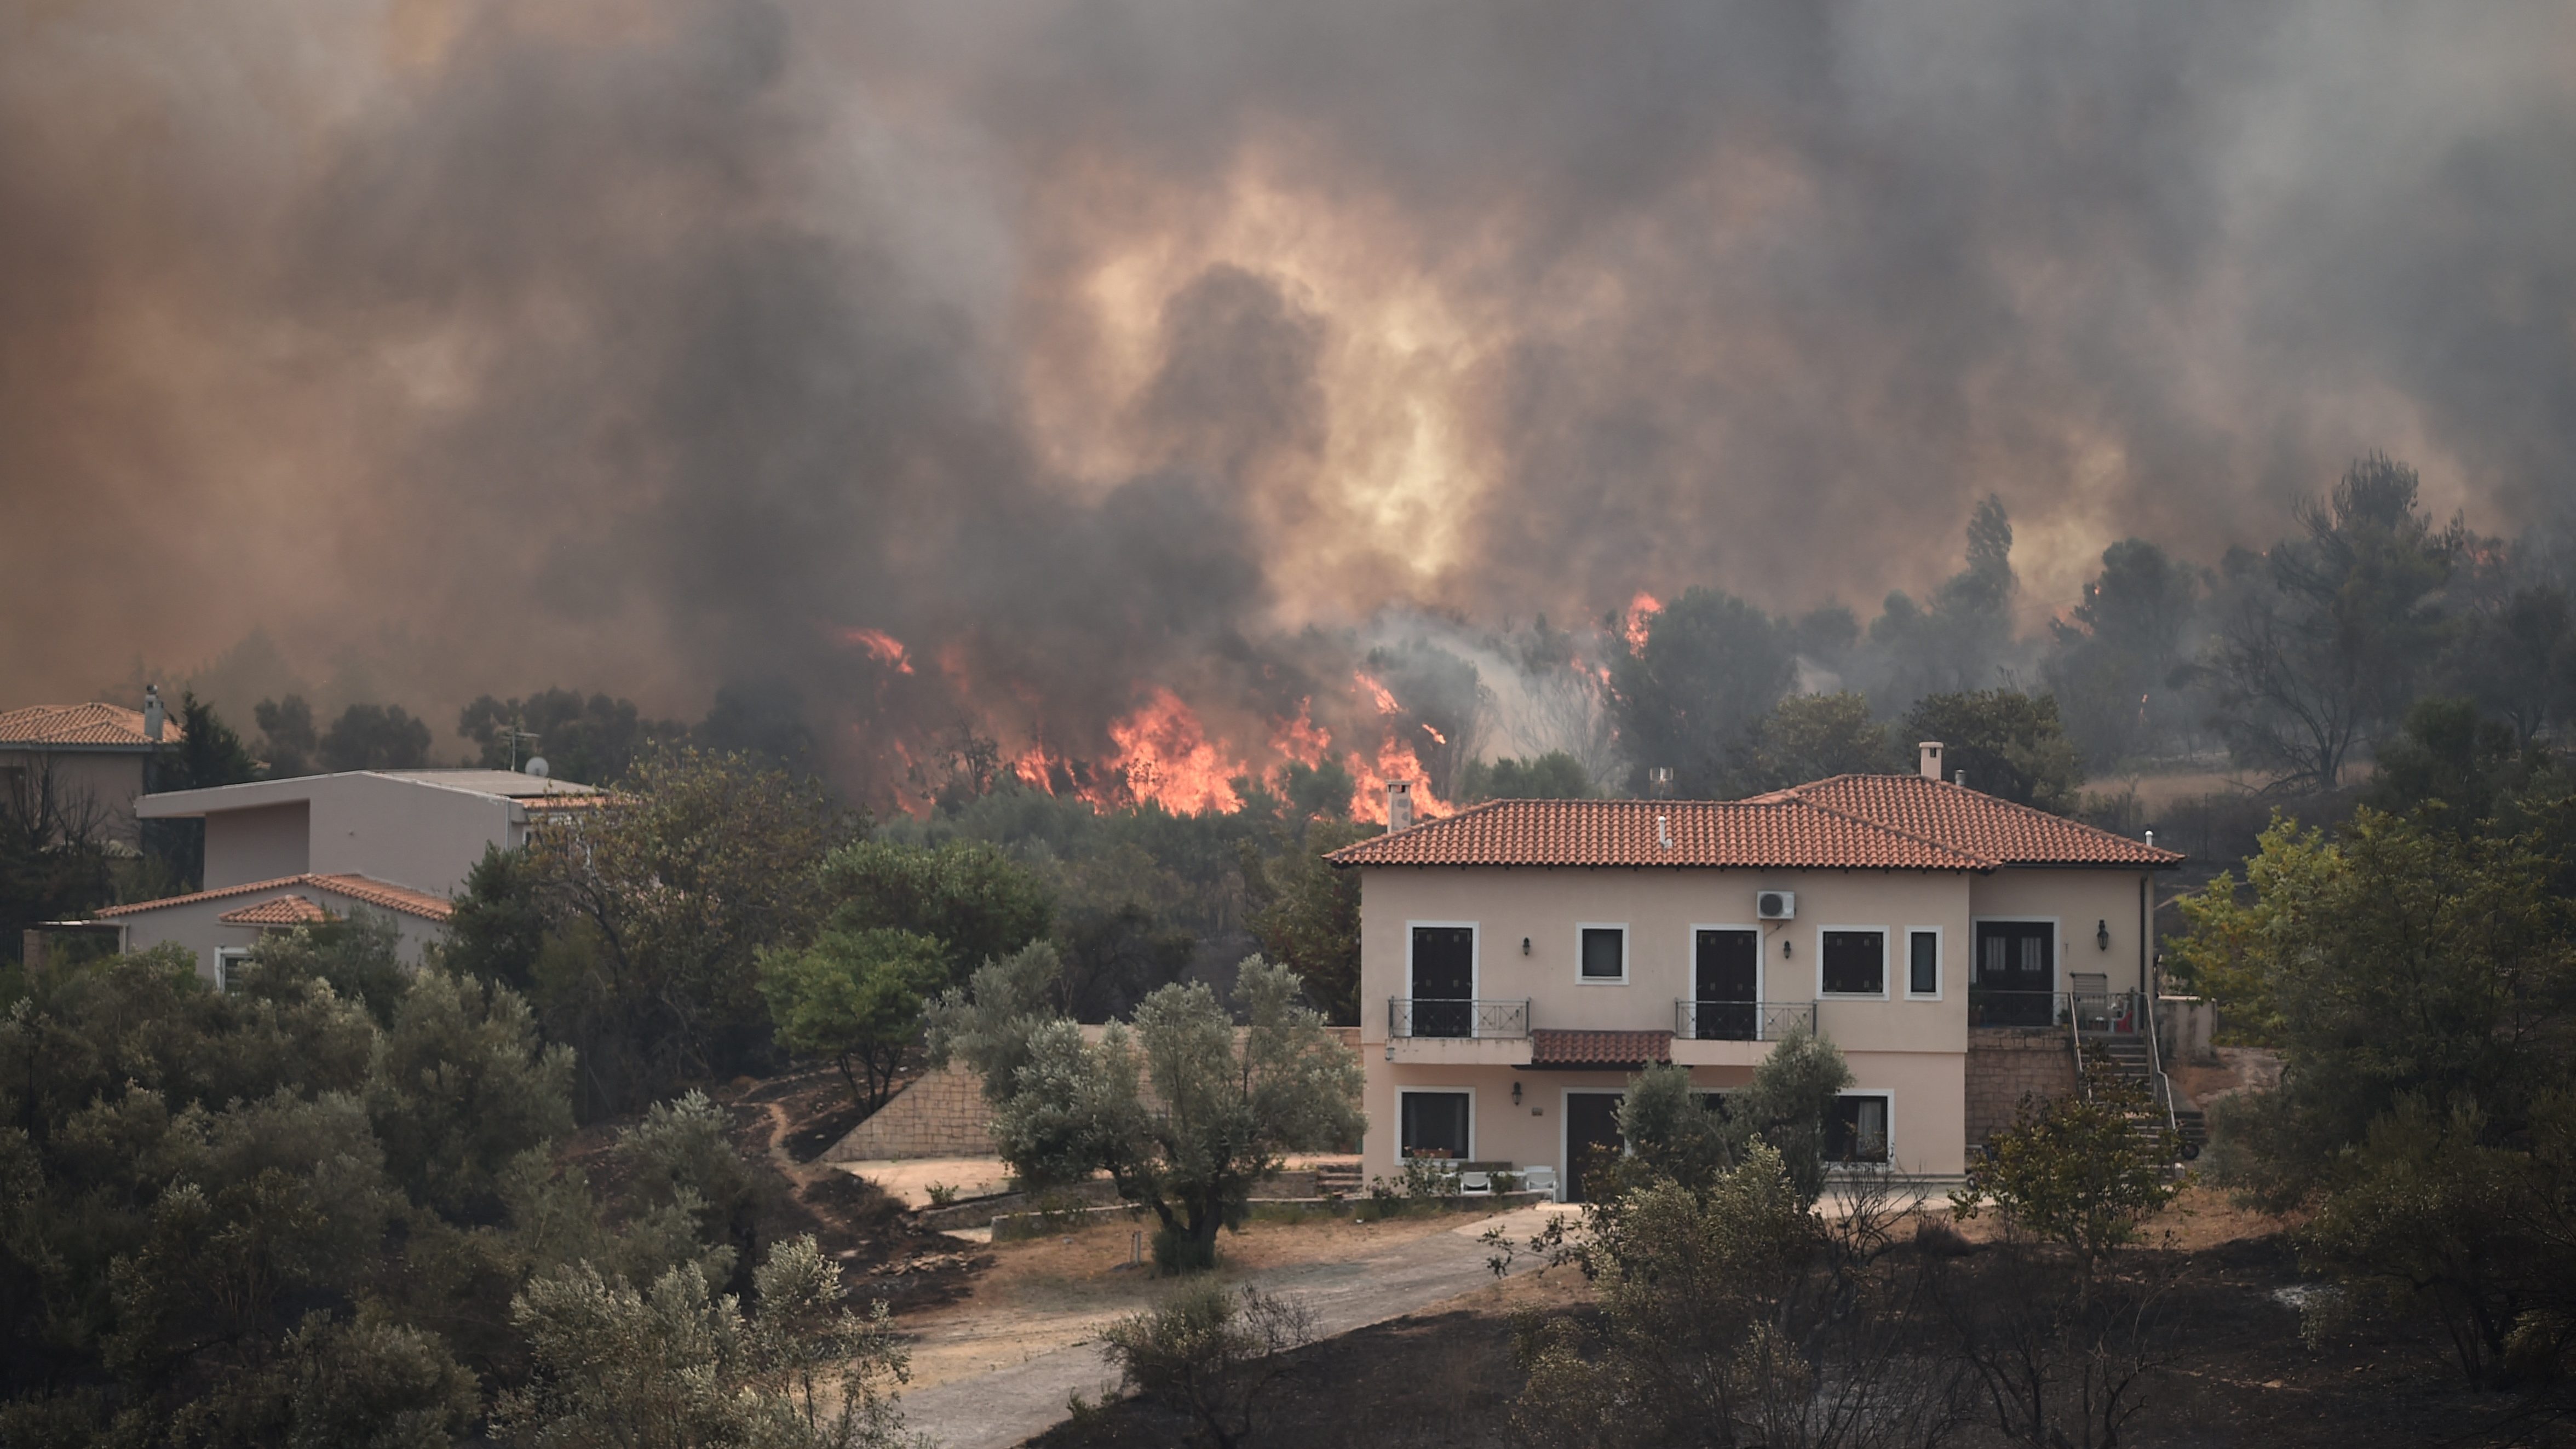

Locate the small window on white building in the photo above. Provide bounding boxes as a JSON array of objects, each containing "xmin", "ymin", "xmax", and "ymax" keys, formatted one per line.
[
  {"xmin": 1907, "ymin": 930, "xmax": 1940, "ymax": 996},
  {"xmin": 1821, "ymin": 930, "xmax": 1885, "ymax": 995},
  {"xmin": 1579, "ymin": 926, "xmax": 1627, "ymax": 982},
  {"xmin": 213, "ymin": 947, "xmax": 252, "ymax": 994},
  {"xmin": 1827, "ymin": 1094, "xmax": 1891, "ymax": 1163}
]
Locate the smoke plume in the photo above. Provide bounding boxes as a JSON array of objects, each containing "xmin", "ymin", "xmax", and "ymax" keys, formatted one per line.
[{"xmin": 5, "ymin": 0, "xmax": 2572, "ymax": 802}]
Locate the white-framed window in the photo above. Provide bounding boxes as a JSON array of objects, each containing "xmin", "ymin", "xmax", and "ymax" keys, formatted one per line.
[
  {"xmin": 1818, "ymin": 928, "xmax": 1888, "ymax": 997},
  {"xmin": 213, "ymin": 947, "xmax": 252, "ymax": 994},
  {"xmin": 1576, "ymin": 923, "xmax": 1628, "ymax": 984},
  {"xmin": 1398, "ymin": 1089, "xmax": 1474, "ymax": 1161},
  {"xmin": 1827, "ymin": 1091, "xmax": 1893, "ymax": 1164},
  {"xmin": 1905, "ymin": 927, "xmax": 1942, "ymax": 999}
]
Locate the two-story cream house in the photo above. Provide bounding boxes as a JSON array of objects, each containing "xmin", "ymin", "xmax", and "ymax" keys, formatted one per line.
[{"xmin": 1327, "ymin": 743, "xmax": 2181, "ymax": 1197}]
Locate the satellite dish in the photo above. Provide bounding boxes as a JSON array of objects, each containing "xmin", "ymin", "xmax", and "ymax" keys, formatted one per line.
[{"xmin": 523, "ymin": 757, "xmax": 550, "ymax": 779}]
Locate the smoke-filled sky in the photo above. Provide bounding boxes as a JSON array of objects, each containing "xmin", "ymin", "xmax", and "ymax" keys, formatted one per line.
[{"xmin": 7, "ymin": 0, "xmax": 2575, "ymax": 787}]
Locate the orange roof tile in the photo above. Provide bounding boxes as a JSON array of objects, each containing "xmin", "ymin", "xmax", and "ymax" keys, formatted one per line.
[
  {"xmin": 0, "ymin": 702, "xmax": 183, "ymax": 749},
  {"xmin": 1784, "ymin": 774, "xmax": 2182, "ymax": 869},
  {"xmin": 1327, "ymin": 797, "xmax": 1991, "ymax": 871},
  {"xmin": 216, "ymin": 893, "xmax": 332, "ymax": 926},
  {"xmin": 1327, "ymin": 775, "xmax": 2182, "ymax": 872},
  {"xmin": 1528, "ymin": 1029, "xmax": 1674, "ymax": 1068},
  {"xmin": 99, "ymin": 872, "xmax": 453, "ymax": 922}
]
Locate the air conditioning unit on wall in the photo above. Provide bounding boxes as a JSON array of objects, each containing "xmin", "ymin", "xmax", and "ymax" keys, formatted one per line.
[{"xmin": 1757, "ymin": 890, "xmax": 1796, "ymax": 921}]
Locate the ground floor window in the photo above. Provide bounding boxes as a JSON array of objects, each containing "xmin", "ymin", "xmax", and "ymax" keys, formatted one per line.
[
  {"xmin": 213, "ymin": 947, "xmax": 251, "ymax": 994},
  {"xmin": 1826, "ymin": 1093, "xmax": 1891, "ymax": 1163},
  {"xmin": 1400, "ymin": 1091, "xmax": 1472, "ymax": 1160}
]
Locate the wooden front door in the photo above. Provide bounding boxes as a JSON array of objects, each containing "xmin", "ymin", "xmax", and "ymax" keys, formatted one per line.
[
  {"xmin": 1693, "ymin": 929, "xmax": 1760, "ymax": 1039},
  {"xmin": 1564, "ymin": 1092, "xmax": 1625, "ymax": 1203}
]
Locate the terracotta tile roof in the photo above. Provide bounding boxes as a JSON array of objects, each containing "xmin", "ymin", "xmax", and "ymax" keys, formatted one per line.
[
  {"xmin": 216, "ymin": 893, "xmax": 332, "ymax": 926},
  {"xmin": 1327, "ymin": 774, "xmax": 2183, "ymax": 872},
  {"xmin": 0, "ymin": 702, "xmax": 182, "ymax": 748},
  {"xmin": 1528, "ymin": 1028, "xmax": 1673, "ymax": 1068},
  {"xmin": 1326, "ymin": 797, "xmax": 1991, "ymax": 871},
  {"xmin": 1783, "ymin": 774, "xmax": 2183, "ymax": 869},
  {"xmin": 99, "ymin": 872, "xmax": 454, "ymax": 923}
]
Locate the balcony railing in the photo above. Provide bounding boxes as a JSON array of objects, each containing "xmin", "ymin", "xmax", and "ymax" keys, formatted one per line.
[
  {"xmin": 1388, "ymin": 997, "xmax": 1532, "ymax": 1040},
  {"xmin": 1968, "ymin": 987, "xmax": 2147, "ymax": 1034},
  {"xmin": 1673, "ymin": 999, "xmax": 1818, "ymax": 1042}
]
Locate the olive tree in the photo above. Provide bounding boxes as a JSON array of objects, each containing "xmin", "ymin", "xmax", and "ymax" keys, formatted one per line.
[{"xmin": 928, "ymin": 948, "xmax": 1362, "ymax": 1272}]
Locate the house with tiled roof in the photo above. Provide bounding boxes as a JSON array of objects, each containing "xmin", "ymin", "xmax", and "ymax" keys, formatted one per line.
[
  {"xmin": 0, "ymin": 690, "xmax": 182, "ymax": 847},
  {"xmin": 1326, "ymin": 741, "xmax": 2183, "ymax": 1197},
  {"xmin": 52, "ymin": 767, "xmax": 602, "ymax": 985}
]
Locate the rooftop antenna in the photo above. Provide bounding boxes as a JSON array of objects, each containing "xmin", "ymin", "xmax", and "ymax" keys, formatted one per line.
[
  {"xmin": 501, "ymin": 717, "xmax": 542, "ymax": 773},
  {"xmin": 1648, "ymin": 766, "xmax": 1674, "ymax": 800}
]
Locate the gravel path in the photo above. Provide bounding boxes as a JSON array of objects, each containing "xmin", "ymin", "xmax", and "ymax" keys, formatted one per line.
[{"xmin": 898, "ymin": 1204, "xmax": 1563, "ymax": 1449}]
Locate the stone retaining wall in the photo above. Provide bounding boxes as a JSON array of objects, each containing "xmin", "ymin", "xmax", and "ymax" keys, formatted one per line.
[
  {"xmin": 821, "ymin": 1064, "xmax": 997, "ymax": 1163},
  {"xmin": 1965, "ymin": 1027, "xmax": 2079, "ymax": 1149},
  {"xmin": 825, "ymin": 1026, "xmax": 1367, "ymax": 1164}
]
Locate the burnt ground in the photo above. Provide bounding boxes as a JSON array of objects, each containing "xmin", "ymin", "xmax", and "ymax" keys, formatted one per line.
[
  {"xmin": 1030, "ymin": 1227, "xmax": 2576, "ymax": 1449},
  {"xmin": 557, "ymin": 1065, "xmax": 988, "ymax": 1311}
]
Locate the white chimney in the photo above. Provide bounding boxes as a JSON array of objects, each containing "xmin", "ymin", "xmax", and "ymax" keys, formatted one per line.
[
  {"xmin": 143, "ymin": 685, "xmax": 165, "ymax": 743},
  {"xmin": 1387, "ymin": 781, "xmax": 1413, "ymax": 831},
  {"xmin": 1917, "ymin": 740, "xmax": 1942, "ymax": 781}
]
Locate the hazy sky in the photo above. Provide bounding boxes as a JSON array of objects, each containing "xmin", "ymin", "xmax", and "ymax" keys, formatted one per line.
[{"xmin": 6, "ymin": 0, "xmax": 2572, "ymax": 782}]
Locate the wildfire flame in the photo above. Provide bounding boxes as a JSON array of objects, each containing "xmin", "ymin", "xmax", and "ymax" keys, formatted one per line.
[
  {"xmin": 1011, "ymin": 741, "xmax": 1066, "ymax": 794},
  {"xmin": 1623, "ymin": 591, "xmax": 1663, "ymax": 657},
  {"xmin": 1268, "ymin": 698, "xmax": 1330, "ymax": 768},
  {"xmin": 1355, "ymin": 670, "xmax": 1400, "ymax": 715},
  {"xmin": 840, "ymin": 626, "xmax": 916, "ymax": 674},
  {"xmin": 1421, "ymin": 722, "xmax": 1446, "ymax": 745},
  {"xmin": 1345, "ymin": 738, "xmax": 1452, "ymax": 825},
  {"xmin": 1092, "ymin": 687, "xmax": 1245, "ymax": 815}
]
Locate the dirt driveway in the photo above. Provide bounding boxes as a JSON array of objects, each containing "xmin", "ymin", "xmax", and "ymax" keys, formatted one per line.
[{"xmin": 895, "ymin": 1201, "xmax": 1566, "ymax": 1449}]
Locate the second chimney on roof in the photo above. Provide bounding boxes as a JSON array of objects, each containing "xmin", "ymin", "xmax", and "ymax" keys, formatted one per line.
[
  {"xmin": 143, "ymin": 685, "xmax": 165, "ymax": 743},
  {"xmin": 1918, "ymin": 740, "xmax": 1943, "ymax": 781},
  {"xmin": 1387, "ymin": 781, "xmax": 1413, "ymax": 832}
]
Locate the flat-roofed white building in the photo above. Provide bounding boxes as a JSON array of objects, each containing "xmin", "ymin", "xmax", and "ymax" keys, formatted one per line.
[{"xmin": 77, "ymin": 769, "xmax": 605, "ymax": 984}]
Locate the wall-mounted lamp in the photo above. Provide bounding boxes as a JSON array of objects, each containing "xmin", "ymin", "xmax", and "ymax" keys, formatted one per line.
[
  {"xmin": 1511, "ymin": 1080, "xmax": 1523, "ymax": 1106},
  {"xmin": 2096, "ymin": 919, "xmax": 2112, "ymax": 951},
  {"xmin": 1521, "ymin": 936, "xmax": 1532, "ymax": 956},
  {"xmin": 1783, "ymin": 938, "xmax": 1793, "ymax": 958}
]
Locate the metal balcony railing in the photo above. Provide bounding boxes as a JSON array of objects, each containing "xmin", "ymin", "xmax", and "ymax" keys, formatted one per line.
[
  {"xmin": 1967, "ymin": 987, "xmax": 2147, "ymax": 1034},
  {"xmin": 1387, "ymin": 997, "xmax": 1532, "ymax": 1040},
  {"xmin": 1673, "ymin": 999, "xmax": 1818, "ymax": 1042}
]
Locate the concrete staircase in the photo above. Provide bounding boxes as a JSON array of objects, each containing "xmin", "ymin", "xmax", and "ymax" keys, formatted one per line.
[
  {"xmin": 2084, "ymin": 1037, "xmax": 2206, "ymax": 1160},
  {"xmin": 1313, "ymin": 1159, "xmax": 1364, "ymax": 1199}
]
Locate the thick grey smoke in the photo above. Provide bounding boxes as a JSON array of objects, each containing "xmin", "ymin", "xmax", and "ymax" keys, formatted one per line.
[{"xmin": 3, "ymin": 0, "xmax": 2571, "ymax": 797}]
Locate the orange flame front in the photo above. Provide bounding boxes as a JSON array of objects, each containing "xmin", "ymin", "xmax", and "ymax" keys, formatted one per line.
[
  {"xmin": 1354, "ymin": 671, "xmax": 1400, "ymax": 714},
  {"xmin": 840, "ymin": 627, "xmax": 916, "ymax": 674},
  {"xmin": 1268, "ymin": 698, "xmax": 1330, "ymax": 769},
  {"xmin": 1622, "ymin": 592, "xmax": 1663, "ymax": 657},
  {"xmin": 1345, "ymin": 738, "xmax": 1452, "ymax": 825},
  {"xmin": 1092, "ymin": 688, "xmax": 1245, "ymax": 815}
]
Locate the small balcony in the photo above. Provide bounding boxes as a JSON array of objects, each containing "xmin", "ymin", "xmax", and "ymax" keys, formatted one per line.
[
  {"xmin": 1968, "ymin": 987, "xmax": 2147, "ymax": 1035},
  {"xmin": 1388, "ymin": 997, "xmax": 1532, "ymax": 1040},
  {"xmin": 1672, "ymin": 999, "xmax": 1819, "ymax": 1042}
]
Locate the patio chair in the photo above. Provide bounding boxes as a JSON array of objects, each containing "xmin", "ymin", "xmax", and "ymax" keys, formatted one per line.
[
  {"xmin": 1457, "ymin": 1170, "xmax": 1492, "ymax": 1195},
  {"xmin": 1519, "ymin": 1165, "xmax": 1560, "ymax": 1200}
]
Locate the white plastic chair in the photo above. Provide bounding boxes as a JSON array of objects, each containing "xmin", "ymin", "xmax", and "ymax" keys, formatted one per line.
[
  {"xmin": 1457, "ymin": 1170, "xmax": 1492, "ymax": 1195},
  {"xmin": 1520, "ymin": 1165, "xmax": 1560, "ymax": 1200}
]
